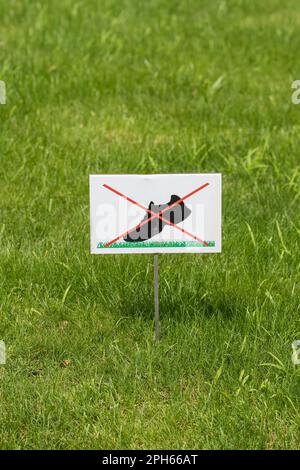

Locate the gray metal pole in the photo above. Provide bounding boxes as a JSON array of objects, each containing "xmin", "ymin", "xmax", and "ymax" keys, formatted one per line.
[{"xmin": 154, "ymin": 254, "xmax": 160, "ymax": 341}]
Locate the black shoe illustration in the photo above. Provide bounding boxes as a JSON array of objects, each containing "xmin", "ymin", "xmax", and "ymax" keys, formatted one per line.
[{"xmin": 124, "ymin": 195, "xmax": 191, "ymax": 243}]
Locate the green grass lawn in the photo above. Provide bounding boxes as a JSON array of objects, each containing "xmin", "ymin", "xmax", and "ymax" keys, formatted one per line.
[{"xmin": 1, "ymin": 0, "xmax": 300, "ymax": 450}]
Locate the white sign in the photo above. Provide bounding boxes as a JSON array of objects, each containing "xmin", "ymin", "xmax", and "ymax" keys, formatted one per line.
[{"xmin": 90, "ymin": 174, "xmax": 221, "ymax": 254}]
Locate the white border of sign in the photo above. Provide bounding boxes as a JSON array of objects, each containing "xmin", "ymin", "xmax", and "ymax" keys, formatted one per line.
[{"xmin": 90, "ymin": 174, "xmax": 221, "ymax": 255}]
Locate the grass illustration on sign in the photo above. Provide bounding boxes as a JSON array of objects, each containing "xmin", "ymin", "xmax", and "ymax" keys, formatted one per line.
[{"xmin": 97, "ymin": 241, "xmax": 215, "ymax": 249}]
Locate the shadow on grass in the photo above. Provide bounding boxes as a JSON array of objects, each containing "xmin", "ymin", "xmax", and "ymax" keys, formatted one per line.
[{"xmin": 117, "ymin": 282, "xmax": 238, "ymax": 323}]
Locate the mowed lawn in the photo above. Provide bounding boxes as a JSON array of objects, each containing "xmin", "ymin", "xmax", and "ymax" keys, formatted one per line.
[{"xmin": 1, "ymin": 0, "xmax": 300, "ymax": 450}]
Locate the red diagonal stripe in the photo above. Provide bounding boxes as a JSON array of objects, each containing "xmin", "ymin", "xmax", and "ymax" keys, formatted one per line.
[
  {"xmin": 103, "ymin": 184, "xmax": 208, "ymax": 246},
  {"xmin": 103, "ymin": 182, "xmax": 209, "ymax": 247}
]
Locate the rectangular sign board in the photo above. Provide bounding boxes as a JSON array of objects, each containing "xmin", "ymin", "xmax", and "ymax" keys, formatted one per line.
[{"xmin": 90, "ymin": 174, "xmax": 221, "ymax": 254}]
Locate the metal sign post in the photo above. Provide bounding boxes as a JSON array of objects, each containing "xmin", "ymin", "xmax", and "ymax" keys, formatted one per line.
[{"xmin": 154, "ymin": 255, "xmax": 160, "ymax": 341}]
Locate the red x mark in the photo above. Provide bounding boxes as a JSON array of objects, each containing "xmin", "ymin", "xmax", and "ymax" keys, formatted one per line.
[{"xmin": 102, "ymin": 182, "xmax": 209, "ymax": 247}]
